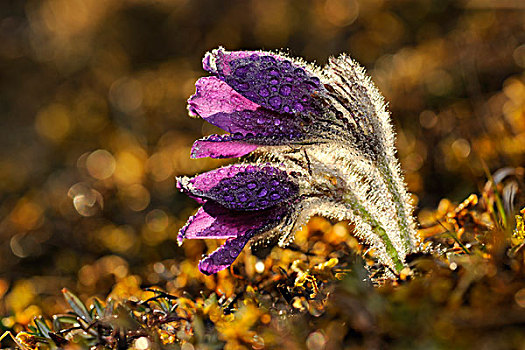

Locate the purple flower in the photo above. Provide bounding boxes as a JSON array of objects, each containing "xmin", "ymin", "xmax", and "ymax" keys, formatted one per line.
[
  {"xmin": 178, "ymin": 47, "xmax": 419, "ymax": 278},
  {"xmin": 177, "ymin": 164, "xmax": 298, "ymax": 274}
]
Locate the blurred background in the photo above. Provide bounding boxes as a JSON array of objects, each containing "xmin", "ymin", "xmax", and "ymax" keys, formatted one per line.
[{"xmin": 0, "ymin": 0, "xmax": 524, "ymax": 324}]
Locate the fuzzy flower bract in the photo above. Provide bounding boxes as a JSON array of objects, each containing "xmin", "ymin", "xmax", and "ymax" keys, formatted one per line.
[{"xmin": 177, "ymin": 47, "xmax": 419, "ymax": 278}]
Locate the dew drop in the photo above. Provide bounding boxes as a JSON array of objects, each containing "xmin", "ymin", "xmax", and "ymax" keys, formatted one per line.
[
  {"xmin": 270, "ymin": 193, "xmax": 281, "ymax": 200},
  {"xmin": 258, "ymin": 87, "xmax": 270, "ymax": 97},
  {"xmin": 230, "ymin": 94, "xmax": 242, "ymax": 105},
  {"xmin": 267, "ymin": 68, "xmax": 280, "ymax": 77},
  {"xmin": 305, "ymin": 81, "xmax": 317, "ymax": 90},
  {"xmin": 273, "ymin": 119, "xmax": 281, "ymax": 126},
  {"xmin": 294, "ymin": 102, "xmax": 304, "ymax": 112},
  {"xmin": 232, "ymin": 132, "xmax": 243, "ymax": 140},
  {"xmin": 237, "ymin": 81, "xmax": 250, "ymax": 91},
  {"xmin": 224, "ymin": 195, "xmax": 234, "ymax": 201},
  {"xmin": 238, "ymin": 193, "xmax": 248, "ymax": 202},
  {"xmin": 234, "ymin": 65, "xmax": 250, "ymax": 77},
  {"xmin": 280, "ymin": 85, "xmax": 292, "ymax": 96},
  {"xmin": 258, "ymin": 188, "xmax": 268, "ymax": 197},
  {"xmin": 270, "ymin": 78, "xmax": 279, "ymax": 85},
  {"xmin": 283, "ymin": 105, "xmax": 290, "ymax": 113},
  {"xmin": 247, "ymin": 182, "xmax": 257, "ymax": 189},
  {"xmin": 282, "ymin": 60, "xmax": 292, "ymax": 68},
  {"xmin": 269, "ymin": 96, "xmax": 282, "ymax": 108},
  {"xmin": 294, "ymin": 68, "xmax": 306, "ymax": 76},
  {"xmin": 256, "ymin": 118, "xmax": 265, "ymax": 124}
]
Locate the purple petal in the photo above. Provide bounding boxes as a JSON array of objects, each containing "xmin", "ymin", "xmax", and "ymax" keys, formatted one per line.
[
  {"xmin": 204, "ymin": 47, "xmax": 326, "ymax": 116},
  {"xmin": 189, "ymin": 77, "xmax": 308, "ymax": 140},
  {"xmin": 195, "ymin": 204, "xmax": 288, "ymax": 275},
  {"xmin": 191, "ymin": 134, "xmax": 259, "ymax": 159},
  {"xmin": 177, "ymin": 205, "xmax": 237, "ymax": 243},
  {"xmin": 180, "ymin": 163, "xmax": 253, "ymax": 193},
  {"xmin": 188, "ymin": 77, "xmax": 258, "ymax": 118},
  {"xmin": 179, "ymin": 164, "xmax": 299, "ymax": 211},
  {"xmin": 198, "ymin": 234, "xmax": 252, "ymax": 274},
  {"xmin": 206, "ymin": 108, "xmax": 307, "ymax": 137}
]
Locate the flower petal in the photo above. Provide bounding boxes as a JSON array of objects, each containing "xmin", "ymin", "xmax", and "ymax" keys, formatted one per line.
[
  {"xmin": 204, "ymin": 47, "xmax": 327, "ymax": 116},
  {"xmin": 188, "ymin": 76, "xmax": 258, "ymax": 118},
  {"xmin": 179, "ymin": 164, "xmax": 299, "ymax": 211},
  {"xmin": 189, "ymin": 77, "xmax": 309, "ymax": 141},
  {"xmin": 190, "ymin": 134, "xmax": 259, "ymax": 159},
  {"xmin": 196, "ymin": 204, "xmax": 288, "ymax": 275},
  {"xmin": 198, "ymin": 234, "xmax": 252, "ymax": 275},
  {"xmin": 177, "ymin": 204, "xmax": 237, "ymax": 243},
  {"xmin": 179, "ymin": 163, "xmax": 253, "ymax": 193},
  {"xmin": 205, "ymin": 109, "xmax": 307, "ymax": 137}
]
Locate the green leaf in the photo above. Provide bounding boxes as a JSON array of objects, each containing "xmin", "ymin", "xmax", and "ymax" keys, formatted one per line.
[
  {"xmin": 34, "ymin": 318, "xmax": 51, "ymax": 339},
  {"xmin": 91, "ymin": 297, "xmax": 105, "ymax": 319},
  {"xmin": 53, "ymin": 314, "xmax": 80, "ymax": 325},
  {"xmin": 61, "ymin": 288, "xmax": 92, "ymax": 322}
]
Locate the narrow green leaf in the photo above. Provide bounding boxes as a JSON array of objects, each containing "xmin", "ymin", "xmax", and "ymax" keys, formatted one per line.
[
  {"xmin": 34, "ymin": 318, "xmax": 51, "ymax": 339},
  {"xmin": 91, "ymin": 297, "xmax": 105, "ymax": 318},
  {"xmin": 61, "ymin": 288, "xmax": 92, "ymax": 322}
]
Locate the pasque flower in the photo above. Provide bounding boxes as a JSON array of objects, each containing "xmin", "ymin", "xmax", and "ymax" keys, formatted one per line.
[{"xmin": 177, "ymin": 47, "xmax": 419, "ymax": 277}]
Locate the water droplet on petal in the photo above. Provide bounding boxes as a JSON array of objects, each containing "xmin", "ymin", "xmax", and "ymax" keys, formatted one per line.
[
  {"xmin": 274, "ymin": 119, "xmax": 281, "ymax": 126},
  {"xmin": 267, "ymin": 67, "xmax": 280, "ymax": 76},
  {"xmin": 270, "ymin": 193, "xmax": 281, "ymax": 200},
  {"xmin": 280, "ymin": 85, "xmax": 292, "ymax": 96},
  {"xmin": 269, "ymin": 96, "xmax": 282, "ymax": 108},
  {"xmin": 247, "ymin": 182, "xmax": 257, "ymax": 189},
  {"xmin": 259, "ymin": 87, "xmax": 270, "ymax": 97},
  {"xmin": 256, "ymin": 118, "xmax": 265, "ymax": 124},
  {"xmin": 258, "ymin": 188, "xmax": 268, "ymax": 197},
  {"xmin": 224, "ymin": 195, "xmax": 234, "ymax": 201},
  {"xmin": 232, "ymin": 132, "xmax": 243, "ymax": 140},
  {"xmin": 270, "ymin": 78, "xmax": 279, "ymax": 85},
  {"xmin": 294, "ymin": 68, "xmax": 306, "ymax": 76},
  {"xmin": 294, "ymin": 102, "xmax": 304, "ymax": 112},
  {"xmin": 234, "ymin": 65, "xmax": 250, "ymax": 77}
]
